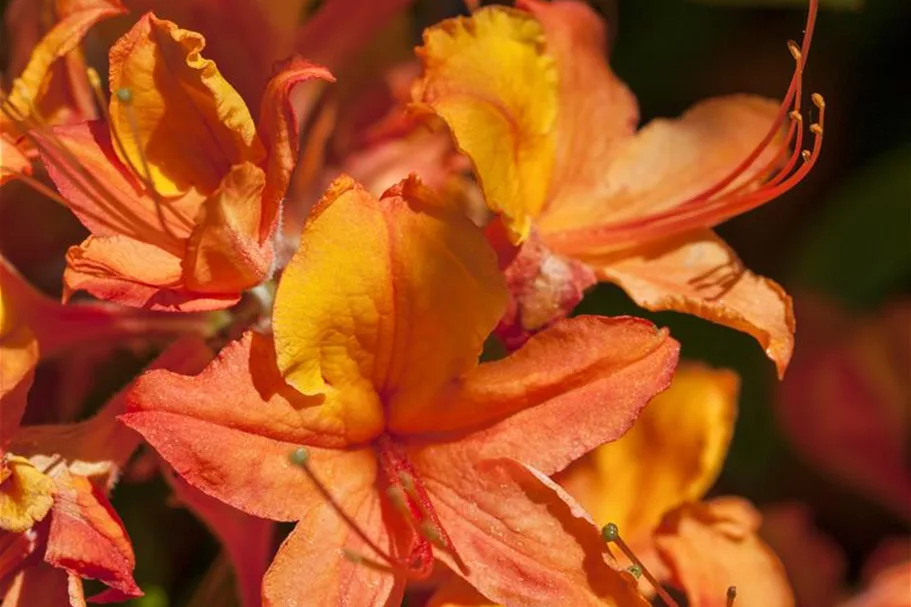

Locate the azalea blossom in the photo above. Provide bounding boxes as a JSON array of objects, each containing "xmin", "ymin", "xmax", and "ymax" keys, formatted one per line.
[
  {"xmin": 412, "ymin": 0, "xmax": 825, "ymax": 376},
  {"xmin": 16, "ymin": 13, "xmax": 333, "ymax": 310},
  {"xmin": 122, "ymin": 174, "xmax": 679, "ymax": 605}
]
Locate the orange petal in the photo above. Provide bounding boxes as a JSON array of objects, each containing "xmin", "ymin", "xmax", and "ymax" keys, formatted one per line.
[
  {"xmin": 655, "ymin": 498, "xmax": 794, "ymax": 607},
  {"xmin": 273, "ymin": 175, "xmax": 506, "ymax": 443},
  {"xmin": 776, "ymin": 298, "xmax": 911, "ymax": 521},
  {"xmin": 412, "ymin": 6, "xmax": 558, "ymax": 240},
  {"xmin": 183, "ymin": 162, "xmax": 271, "ymax": 293},
  {"xmin": 261, "ymin": 450, "xmax": 403, "ymax": 607},
  {"xmin": 0, "ymin": 455, "xmax": 54, "ymax": 533},
  {"xmin": 590, "ymin": 231, "xmax": 794, "ymax": 377},
  {"xmin": 538, "ymin": 95, "xmax": 783, "ymax": 244},
  {"xmin": 517, "ymin": 0, "xmax": 638, "ymax": 221},
  {"xmin": 760, "ymin": 503, "xmax": 846, "ymax": 607},
  {"xmin": 391, "ymin": 315, "xmax": 678, "ymax": 452},
  {"xmin": 108, "ymin": 13, "xmax": 265, "ymax": 196},
  {"xmin": 557, "ymin": 363, "xmax": 738, "ymax": 542},
  {"xmin": 414, "ymin": 457, "xmax": 648, "ymax": 606},
  {"xmin": 0, "ymin": 0, "xmax": 125, "ymax": 139},
  {"xmin": 258, "ymin": 58, "xmax": 334, "ymax": 242},
  {"xmin": 63, "ymin": 235, "xmax": 238, "ymax": 311},
  {"xmin": 126, "ymin": 331, "xmax": 365, "ymax": 449},
  {"xmin": 163, "ymin": 466, "xmax": 273, "ymax": 607},
  {"xmin": 40, "ymin": 121, "xmax": 199, "ymax": 250},
  {"xmin": 45, "ymin": 471, "xmax": 142, "ymax": 601}
]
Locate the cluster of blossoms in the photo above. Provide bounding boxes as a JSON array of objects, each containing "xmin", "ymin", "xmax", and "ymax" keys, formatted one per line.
[{"xmin": 2, "ymin": 0, "xmax": 901, "ymax": 606}]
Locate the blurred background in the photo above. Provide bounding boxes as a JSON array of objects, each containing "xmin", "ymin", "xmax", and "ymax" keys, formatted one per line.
[{"xmin": 1, "ymin": 0, "xmax": 908, "ymax": 605}]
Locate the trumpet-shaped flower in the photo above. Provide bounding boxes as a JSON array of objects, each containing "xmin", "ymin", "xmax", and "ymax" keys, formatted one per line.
[
  {"xmin": 0, "ymin": 339, "xmax": 210, "ymax": 606},
  {"xmin": 0, "ymin": 0, "xmax": 126, "ymax": 185},
  {"xmin": 412, "ymin": 0, "xmax": 825, "ymax": 376},
  {"xmin": 26, "ymin": 14, "xmax": 333, "ymax": 310},
  {"xmin": 122, "ymin": 175, "xmax": 679, "ymax": 606}
]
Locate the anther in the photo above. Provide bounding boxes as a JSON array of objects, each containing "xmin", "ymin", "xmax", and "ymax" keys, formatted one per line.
[
  {"xmin": 289, "ymin": 447, "xmax": 309, "ymax": 467},
  {"xmin": 801, "ymin": 150, "xmax": 812, "ymax": 162},
  {"xmin": 788, "ymin": 110, "xmax": 802, "ymax": 122},
  {"xmin": 727, "ymin": 586, "xmax": 737, "ymax": 607},
  {"xmin": 811, "ymin": 92, "xmax": 825, "ymax": 109},
  {"xmin": 626, "ymin": 564, "xmax": 642, "ymax": 579},
  {"xmin": 809, "ymin": 124, "xmax": 822, "ymax": 135},
  {"xmin": 602, "ymin": 522, "xmax": 680, "ymax": 607},
  {"xmin": 787, "ymin": 40, "xmax": 801, "ymax": 61}
]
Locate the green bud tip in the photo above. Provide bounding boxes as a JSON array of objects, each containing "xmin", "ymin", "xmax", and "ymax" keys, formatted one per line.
[
  {"xmin": 626, "ymin": 564, "xmax": 642, "ymax": 579},
  {"xmin": 289, "ymin": 447, "xmax": 309, "ymax": 467},
  {"xmin": 116, "ymin": 88, "xmax": 132, "ymax": 103},
  {"xmin": 601, "ymin": 522, "xmax": 619, "ymax": 543}
]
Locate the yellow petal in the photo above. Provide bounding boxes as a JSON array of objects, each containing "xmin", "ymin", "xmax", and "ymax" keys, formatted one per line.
[
  {"xmin": 413, "ymin": 6, "xmax": 557, "ymax": 241},
  {"xmin": 183, "ymin": 162, "xmax": 271, "ymax": 293},
  {"xmin": 590, "ymin": 230, "xmax": 795, "ymax": 377},
  {"xmin": 426, "ymin": 575, "xmax": 501, "ymax": 607},
  {"xmin": 0, "ymin": 259, "xmax": 40, "ymax": 445},
  {"xmin": 273, "ymin": 175, "xmax": 506, "ymax": 444},
  {"xmin": 0, "ymin": 455, "xmax": 55, "ymax": 533},
  {"xmin": 558, "ymin": 363, "xmax": 738, "ymax": 544},
  {"xmin": 108, "ymin": 13, "xmax": 265, "ymax": 197}
]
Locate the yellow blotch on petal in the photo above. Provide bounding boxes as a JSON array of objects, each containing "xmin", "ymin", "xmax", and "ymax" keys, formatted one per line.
[
  {"xmin": 558, "ymin": 363, "xmax": 739, "ymax": 542},
  {"xmin": 0, "ymin": 455, "xmax": 55, "ymax": 533},
  {"xmin": 273, "ymin": 175, "xmax": 506, "ymax": 443},
  {"xmin": 413, "ymin": 6, "xmax": 557, "ymax": 242},
  {"xmin": 108, "ymin": 13, "xmax": 265, "ymax": 197}
]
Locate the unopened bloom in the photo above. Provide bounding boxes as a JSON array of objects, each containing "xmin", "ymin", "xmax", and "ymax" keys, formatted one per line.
[
  {"xmin": 123, "ymin": 175, "xmax": 679, "ymax": 606},
  {"xmin": 413, "ymin": 0, "xmax": 825, "ymax": 376}
]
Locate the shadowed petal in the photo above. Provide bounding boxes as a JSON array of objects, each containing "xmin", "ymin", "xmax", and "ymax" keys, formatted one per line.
[
  {"xmin": 261, "ymin": 451, "xmax": 404, "ymax": 607},
  {"xmin": 416, "ymin": 458, "xmax": 647, "ymax": 607},
  {"xmin": 108, "ymin": 12, "xmax": 265, "ymax": 196},
  {"xmin": 589, "ymin": 231, "xmax": 794, "ymax": 377}
]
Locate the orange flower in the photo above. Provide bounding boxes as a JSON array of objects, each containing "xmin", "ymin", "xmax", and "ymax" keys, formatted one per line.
[
  {"xmin": 24, "ymin": 13, "xmax": 333, "ymax": 310},
  {"xmin": 122, "ymin": 175, "xmax": 679, "ymax": 605},
  {"xmin": 0, "ymin": 0, "xmax": 126, "ymax": 186},
  {"xmin": 0, "ymin": 339, "xmax": 210, "ymax": 606},
  {"xmin": 412, "ymin": 0, "xmax": 826, "ymax": 376}
]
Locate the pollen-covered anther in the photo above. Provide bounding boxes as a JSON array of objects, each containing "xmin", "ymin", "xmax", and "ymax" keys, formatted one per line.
[
  {"xmin": 787, "ymin": 40, "xmax": 801, "ymax": 61},
  {"xmin": 602, "ymin": 522, "xmax": 680, "ymax": 607}
]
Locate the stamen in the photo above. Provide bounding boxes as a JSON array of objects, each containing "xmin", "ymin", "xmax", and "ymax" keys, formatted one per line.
[
  {"xmin": 626, "ymin": 564, "xmax": 643, "ymax": 579},
  {"xmin": 552, "ymin": 0, "xmax": 823, "ymax": 256},
  {"xmin": 727, "ymin": 586, "xmax": 737, "ymax": 607},
  {"xmin": 288, "ymin": 448, "xmax": 414, "ymax": 577},
  {"xmin": 602, "ymin": 522, "xmax": 680, "ymax": 607}
]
